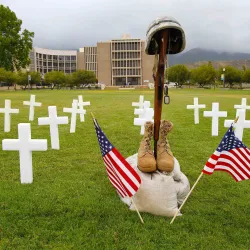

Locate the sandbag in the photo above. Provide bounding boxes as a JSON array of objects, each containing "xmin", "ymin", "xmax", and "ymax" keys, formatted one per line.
[{"xmin": 120, "ymin": 154, "xmax": 190, "ymax": 217}]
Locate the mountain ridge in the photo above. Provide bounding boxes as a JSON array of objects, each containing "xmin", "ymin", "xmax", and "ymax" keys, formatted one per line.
[{"xmin": 169, "ymin": 48, "xmax": 250, "ymax": 67}]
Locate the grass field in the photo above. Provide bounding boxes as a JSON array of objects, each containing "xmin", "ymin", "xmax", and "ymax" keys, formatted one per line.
[{"xmin": 0, "ymin": 88, "xmax": 250, "ymax": 250}]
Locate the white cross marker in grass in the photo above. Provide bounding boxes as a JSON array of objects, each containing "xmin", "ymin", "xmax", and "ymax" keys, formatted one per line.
[
  {"xmin": 134, "ymin": 101, "xmax": 151, "ymax": 118},
  {"xmin": 234, "ymin": 98, "xmax": 250, "ymax": 117},
  {"xmin": 0, "ymin": 99, "xmax": 19, "ymax": 132},
  {"xmin": 134, "ymin": 108, "xmax": 154, "ymax": 135},
  {"xmin": 63, "ymin": 99, "xmax": 85, "ymax": 133},
  {"xmin": 23, "ymin": 95, "xmax": 42, "ymax": 121},
  {"xmin": 186, "ymin": 97, "xmax": 206, "ymax": 124},
  {"xmin": 78, "ymin": 95, "xmax": 90, "ymax": 122},
  {"xmin": 38, "ymin": 106, "xmax": 68, "ymax": 149},
  {"xmin": 224, "ymin": 109, "xmax": 250, "ymax": 141},
  {"xmin": 2, "ymin": 123, "xmax": 47, "ymax": 184},
  {"xmin": 203, "ymin": 103, "xmax": 227, "ymax": 136},
  {"xmin": 132, "ymin": 95, "xmax": 144, "ymax": 109}
]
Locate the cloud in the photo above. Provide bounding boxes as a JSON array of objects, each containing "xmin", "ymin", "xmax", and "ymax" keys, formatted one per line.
[{"xmin": 2, "ymin": 0, "xmax": 250, "ymax": 52}]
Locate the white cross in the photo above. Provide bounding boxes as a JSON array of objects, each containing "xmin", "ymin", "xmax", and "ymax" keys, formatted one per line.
[
  {"xmin": 38, "ymin": 106, "xmax": 69, "ymax": 149},
  {"xmin": 187, "ymin": 97, "xmax": 206, "ymax": 124},
  {"xmin": 0, "ymin": 99, "xmax": 19, "ymax": 132},
  {"xmin": 132, "ymin": 95, "xmax": 144, "ymax": 109},
  {"xmin": 2, "ymin": 123, "xmax": 47, "ymax": 184},
  {"xmin": 23, "ymin": 95, "xmax": 42, "ymax": 121},
  {"xmin": 78, "ymin": 95, "xmax": 90, "ymax": 122},
  {"xmin": 134, "ymin": 108, "xmax": 154, "ymax": 135},
  {"xmin": 134, "ymin": 101, "xmax": 151, "ymax": 118},
  {"xmin": 63, "ymin": 99, "xmax": 85, "ymax": 133},
  {"xmin": 234, "ymin": 98, "xmax": 250, "ymax": 117},
  {"xmin": 224, "ymin": 109, "xmax": 250, "ymax": 141},
  {"xmin": 203, "ymin": 103, "xmax": 227, "ymax": 136}
]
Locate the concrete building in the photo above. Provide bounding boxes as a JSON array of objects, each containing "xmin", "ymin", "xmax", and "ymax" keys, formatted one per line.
[
  {"xmin": 30, "ymin": 47, "xmax": 78, "ymax": 75},
  {"xmin": 30, "ymin": 35, "xmax": 155, "ymax": 86}
]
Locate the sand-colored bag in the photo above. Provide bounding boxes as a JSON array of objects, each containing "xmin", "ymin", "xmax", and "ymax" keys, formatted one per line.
[{"xmin": 120, "ymin": 154, "xmax": 190, "ymax": 217}]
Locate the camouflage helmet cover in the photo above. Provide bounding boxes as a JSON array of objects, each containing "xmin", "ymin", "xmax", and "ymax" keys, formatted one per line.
[{"xmin": 145, "ymin": 16, "xmax": 186, "ymax": 55}]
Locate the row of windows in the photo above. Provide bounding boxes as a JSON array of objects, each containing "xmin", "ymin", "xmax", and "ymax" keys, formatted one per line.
[
  {"xmin": 84, "ymin": 55, "xmax": 97, "ymax": 63},
  {"xmin": 36, "ymin": 61, "xmax": 76, "ymax": 67},
  {"xmin": 84, "ymin": 47, "xmax": 97, "ymax": 55},
  {"xmin": 113, "ymin": 68, "xmax": 141, "ymax": 76},
  {"xmin": 113, "ymin": 77, "xmax": 140, "ymax": 86},
  {"xmin": 112, "ymin": 60, "xmax": 140, "ymax": 68},
  {"xmin": 85, "ymin": 63, "xmax": 97, "ymax": 71},
  {"xmin": 37, "ymin": 68, "xmax": 76, "ymax": 74},
  {"xmin": 36, "ymin": 53, "xmax": 76, "ymax": 61},
  {"xmin": 112, "ymin": 52, "xmax": 140, "ymax": 60},
  {"xmin": 112, "ymin": 42, "xmax": 141, "ymax": 51}
]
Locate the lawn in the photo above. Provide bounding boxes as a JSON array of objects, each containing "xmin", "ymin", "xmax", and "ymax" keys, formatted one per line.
[{"xmin": 0, "ymin": 88, "xmax": 250, "ymax": 250}]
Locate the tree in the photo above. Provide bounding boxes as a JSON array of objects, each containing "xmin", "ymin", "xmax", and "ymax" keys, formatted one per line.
[
  {"xmin": 242, "ymin": 69, "xmax": 250, "ymax": 84},
  {"xmin": 218, "ymin": 66, "xmax": 242, "ymax": 88},
  {"xmin": 44, "ymin": 71, "xmax": 65, "ymax": 89},
  {"xmin": 166, "ymin": 65, "xmax": 189, "ymax": 87},
  {"xmin": 16, "ymin": 71, "xmax": 29, "ymax": 89},
  {"xmin": 5, "ymin": 71, "xmax": 17, "ymax": 89},
  {"xmin": 0, "ymin": 68, "xmax": 17, "ymax": 89},
  {"xmin": 65, "ymin": 74, "xmax": 74, "ymax": 89},
  {"xmin": 0, "ymin": 68, "xmax": 7, "ymax": 82},
  {"xmin": 30, "ymin": 72, "xmax": 41, "ymax": 86},
  {"xmin": 191, "ymin": 62, "xmax": 216, "ymax": 87},
  {"xmin": 72, "ymin": 70, "xmax": 97, "ymax": 87},
  {"xmin": 0, "ymin": 5, "xmax": 34, "ymax": 71}
]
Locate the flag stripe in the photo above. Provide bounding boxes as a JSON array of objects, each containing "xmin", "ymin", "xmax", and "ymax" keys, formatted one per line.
[
  {"xmin": 202, "ymin": 166, "xmax": 214, "ymax": 174},
  {"xmin": 217, "ymin": 160, "xmax": 247, "ymax": 180},
  {"xmin": 112, "ymin": 148, "xmax": 141, "ymax": 184},
  {"xmin": 103, "ymin": 156, "xmax": 131, "ymax": 196},
  {"xmin": 220, "ymin": 152, "xmax": 250, "ymax": 177},
  {"xmin": 108, "ymin": 151, "xmax": 140, "ymax": 190},
  {"xmin": 105, "ymin": 154, "xmax": 135, "ymax": 196},
  {"xmin": 231, "ymin": 149, "xmax": 250, "ymax": 172},
  {"xmin": 214, "ymin": 167, "xmax": 240, "ymax": 182},
  {"xmin": 106, "ymin": 168, "xmax": 127, "ymax": 197},
  {"xmin": 110, "ymin": 149, "xmax": 141, "ymax": 186},
  {"xmin": 104, "ymin": 155, "xmax": 134, "ymax": 197},
  {"xmin": 241, "ymin": 148, "xmax": 250, "ymax": 160},
  {"xmin": 104, "ymin": 160, "xmax": 127, "ymax": 197}
]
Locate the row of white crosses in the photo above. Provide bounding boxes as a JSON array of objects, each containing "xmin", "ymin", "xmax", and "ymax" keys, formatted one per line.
[
  {"xmin": 0, "ymin": 95, "xmax": 42, "ymax": 132},
  {"xmin": 0, "ymin": 95, "xmax": 90, "ymax": 133},
  {"xmin": 187, "ymin": 97, "xmax": 250, "ymax": 139},
  {"xmin": 132, "ymin": 95, "xmax": 154, "ymax": 135},
  {"xmin": 1, "ymin": 95, "xmax": 90, "ymax": 184}
]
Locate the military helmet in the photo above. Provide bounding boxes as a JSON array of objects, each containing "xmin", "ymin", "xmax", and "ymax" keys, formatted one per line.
[{"xmin": 145, "ymin": 16, "xmax": 186, "ymax": 55}]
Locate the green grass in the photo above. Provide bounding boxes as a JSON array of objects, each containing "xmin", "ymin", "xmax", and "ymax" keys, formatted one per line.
[{"xmin": 0, "ymin": 88, "xmax": 250, "ymax": 250}]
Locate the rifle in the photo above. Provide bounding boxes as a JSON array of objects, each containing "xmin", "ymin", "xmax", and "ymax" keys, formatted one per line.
[{"xmin": 153, "ymin": 30, "xmax": 169, "ymax": 159}]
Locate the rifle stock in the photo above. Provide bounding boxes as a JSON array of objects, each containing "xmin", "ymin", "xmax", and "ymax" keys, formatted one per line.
[{"xmin": 154, "ymin": 30, "xmax": 169, "ymax": 159}]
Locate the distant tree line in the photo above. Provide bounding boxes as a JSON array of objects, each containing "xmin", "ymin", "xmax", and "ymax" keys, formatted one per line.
[
  {"xmin": 0, "ymin": 69, "xmax": 98, "ymax": 90},
  {"xmin": 165, "ymin": 62, "xmax": 250, "ymax": 88}
]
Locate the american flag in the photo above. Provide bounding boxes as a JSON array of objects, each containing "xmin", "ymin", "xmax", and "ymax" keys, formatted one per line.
[
  {"xmin": 93, "ymin": 118, "xmax": 141, "ymax": 197},
  {"xmin": 203, "ymin": 124, "xmax": 250, "ymax": 182}
]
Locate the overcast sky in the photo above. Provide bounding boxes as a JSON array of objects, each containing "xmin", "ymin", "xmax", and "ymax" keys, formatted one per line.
[{"xmin": 2, "ymin": 0, "xmax": 250, "ymax": 53}]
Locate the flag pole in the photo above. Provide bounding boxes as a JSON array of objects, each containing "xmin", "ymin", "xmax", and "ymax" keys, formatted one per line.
[
  {"xmin": 90, "ymin": 112, "xmax": 95, "ymax": 119},
  {"xmin": 130, "ymin": 197, "xmax": 144, "ymax": 224},
  {"xmin": 170, "ymin": 172, "xmax": 203, "ymax": 224},
  {"xmin": 170, "ymin": 116, "xmax": 240, "ymax": 224}
]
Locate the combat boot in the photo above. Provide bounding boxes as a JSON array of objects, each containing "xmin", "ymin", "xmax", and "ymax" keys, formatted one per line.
[
  {"xmin": 137, "ymin": 121, "xmax": 157, "ymax": 173},
  {"xmin": 157, "ymin": 120, "xmax": 174, "ymax": 172}
]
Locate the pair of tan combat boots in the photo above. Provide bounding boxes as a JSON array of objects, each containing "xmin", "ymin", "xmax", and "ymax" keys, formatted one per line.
[{"xmin": 138, "ymin": 120, "xmax": 174, "ymax": 173}]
